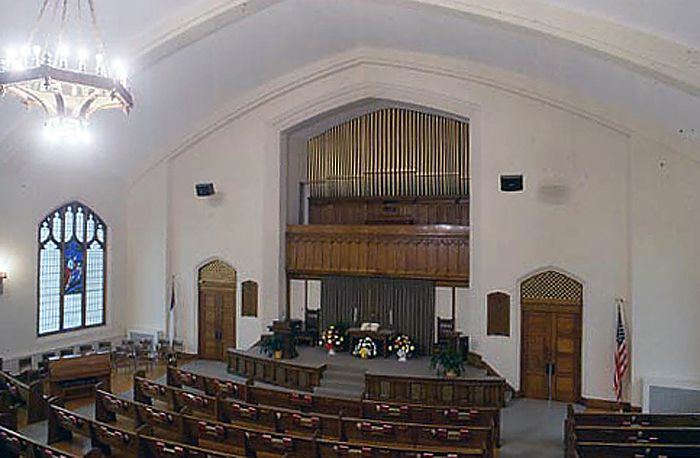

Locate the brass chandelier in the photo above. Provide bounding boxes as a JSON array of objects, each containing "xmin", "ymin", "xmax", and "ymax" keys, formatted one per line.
[{"xmin": 0, "ymin": 0, "xmax": 134, "ymax": 142}]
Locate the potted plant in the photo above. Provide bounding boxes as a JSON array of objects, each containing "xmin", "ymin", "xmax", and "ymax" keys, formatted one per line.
[
  {"xmin": 259, "ymin": 336, "xmax": 285, "ymax": 360},
  {"xmin": 430, "ymin": 350, "xmax": 466, "ymax": 378}
]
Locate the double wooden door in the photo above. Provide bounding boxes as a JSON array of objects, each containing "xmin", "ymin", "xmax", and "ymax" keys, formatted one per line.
[
  {"xmin": 198, "ymin": 283, "xmax": 236, "ymax": 360},
  {"xmin": 521, "ymin": 302, "xmax": 581, "ymax": 402}
]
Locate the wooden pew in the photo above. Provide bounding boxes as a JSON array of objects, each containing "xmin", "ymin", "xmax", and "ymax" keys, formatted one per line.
[
  {"xmin": 574, "ymin": 425, "xmax": 700, "ymax": 444},
  {"xmin": 49, "ymin": 401, "xmax": 248, "ymax": 458},
  {"xmin": 96, "ymin": 389, "xmax": 250, "ymax": 456},
  {"xmin": 0, "ymin": 424, "xmax": 101, "ymax": 458},
  {"xmin": 341, "ymin": 417, "xmax": 493, "ymax": 457},
  {"xmin": 220, "ymin": 398, "xmax": 279, "ymax": 432},
  {"xmin": 130, "ymin": 378, "xmax": 495, "ymax": 456},
  {"xmin": 47, "ymin": 353, "xmax": 111, "ymax": 400},
  {"xmin": 316, "ymin": 438, "xmax": 487, "ymax": 457},
  {"xmin": 135, "ymin": 372, "xmax": 218, "ymax": 419},
  {"xmin": 565, "ymin": 404, "xmax": 700, "ymax": 458},
  {"xmin": 168, "ymin": 365, "xmax": 500, "ymax": 446},
  {"xmin": 0, "ymin": 370, "xmax": 46, "ymax": 423},
  {"xmin": 574, "ymin": 442, "xmax": 700, "ymax": 457}
]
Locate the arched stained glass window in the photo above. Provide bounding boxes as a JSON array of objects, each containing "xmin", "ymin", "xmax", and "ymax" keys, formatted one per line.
[{"xmin": 38, "ymin": 202, "xmax": 106, "ymax": 335}]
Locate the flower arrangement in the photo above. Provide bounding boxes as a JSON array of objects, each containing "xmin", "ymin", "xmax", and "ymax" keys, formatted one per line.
[
  {"xmin": 352, "ymin": 337, "xmax": 377, "ymax": 359},
  {"xmin": 320, "ymin": 325, "xmax": 345, "ymax": 355},
  {"xmin": 388, "ymin": 334, "xmax": 416, "ymax": 361}
]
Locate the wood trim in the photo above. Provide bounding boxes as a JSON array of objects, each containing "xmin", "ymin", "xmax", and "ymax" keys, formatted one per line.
[
  {"xmin": 286, "ymin": 224, "xmax": 469, "ymax": 283},
  {"xmin": 227, "ymin": 349, "xmax": 326, "ymax": 391},
  {"xmin": 580, "ymin": 397, "xmax": 640, "ymax": 412},
  {"xmin": 364, "ymin": 372, "xmax": 505, "ymax": 408},
  {"xmin": 521, "ymin": 302, "xmax": 581, "ymax": 314}
]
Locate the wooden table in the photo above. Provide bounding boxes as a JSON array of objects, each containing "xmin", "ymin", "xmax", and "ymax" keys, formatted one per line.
[
  {"xmin": 48, "ymin": 352, "xmax": 111, "ymax": 400},
  {"xmin": 347, "ymin": 328, "xmax": 396, "ymax": 357}
]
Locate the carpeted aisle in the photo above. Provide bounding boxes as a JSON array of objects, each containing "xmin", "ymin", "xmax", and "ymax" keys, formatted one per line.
[{"xmin": 498, "ymin": 398, "xmax": 575, "ymax": 458}]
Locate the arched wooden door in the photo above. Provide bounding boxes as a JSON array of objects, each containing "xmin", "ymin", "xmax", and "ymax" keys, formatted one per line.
[
  {"xmin": 520, "ymin": 270, "xmax": 582, "ymax": 402},
  {"xmin": 198, "ymin": 260, "xmax": 236, "ymax": 360}
]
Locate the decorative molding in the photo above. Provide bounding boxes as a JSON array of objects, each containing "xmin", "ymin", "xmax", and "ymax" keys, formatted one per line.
[{"xmin": 286, "ymin": 224, "xmax": 469, "ymax": 283}]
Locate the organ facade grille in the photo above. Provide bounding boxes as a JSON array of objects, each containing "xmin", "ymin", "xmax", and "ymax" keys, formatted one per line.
[{"xmin": 307, "ymin": 108, "xmax": 469, "ymax": 199}]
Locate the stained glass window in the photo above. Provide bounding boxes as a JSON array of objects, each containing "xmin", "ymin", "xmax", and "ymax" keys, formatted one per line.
[{"xmin": 38, "ymin": 202, "xmax": 106, "ymax": 335}]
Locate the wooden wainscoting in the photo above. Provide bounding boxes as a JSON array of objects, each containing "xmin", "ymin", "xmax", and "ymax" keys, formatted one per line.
[{"xmin": 286, "ymin": 225, "xmax": 469, "ymax": 284}]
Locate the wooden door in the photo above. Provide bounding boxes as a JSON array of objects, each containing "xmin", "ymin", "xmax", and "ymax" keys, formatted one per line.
[
  {"xmin": 521, "ymin": 303, "xmax": 581, "ymax": 402},
  {"xmin": 198, "ymin": 260, "xmax": 236, "ymax": 361}
]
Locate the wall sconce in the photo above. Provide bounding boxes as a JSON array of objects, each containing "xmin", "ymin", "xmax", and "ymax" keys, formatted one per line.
[{"xmin": 0, "ymin": 272, "xmax": 6, "ymax": 295}]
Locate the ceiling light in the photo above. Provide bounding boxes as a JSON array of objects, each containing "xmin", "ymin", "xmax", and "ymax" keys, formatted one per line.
[{"xmin": 0, "ymin": 0, "xmax": 134, "ymax": 141}]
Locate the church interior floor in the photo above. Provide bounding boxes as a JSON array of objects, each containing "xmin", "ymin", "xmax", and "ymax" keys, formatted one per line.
[{"xmin": 19, "ymin": 357, "xmax": 576, "ymax": 457}]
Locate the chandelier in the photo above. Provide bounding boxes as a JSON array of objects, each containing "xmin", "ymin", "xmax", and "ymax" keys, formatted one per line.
[{"xmin": 0, "ymin": 0, "xmax": 134, "ymax": 142}]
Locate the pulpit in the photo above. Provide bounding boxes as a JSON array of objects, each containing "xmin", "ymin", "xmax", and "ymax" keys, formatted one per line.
[{"xmin": 268, "ymin": 319, "xmax": 301, "ymax": 358}]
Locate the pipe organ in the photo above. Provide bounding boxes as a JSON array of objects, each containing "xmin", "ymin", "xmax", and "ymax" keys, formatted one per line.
[
  {"xmin": 288, "ymin": 107, "xmax": 470, "ymax": 284},
  {"xmin": 307, "ymin": 108, "xmax": 469, "ymax": 200}
]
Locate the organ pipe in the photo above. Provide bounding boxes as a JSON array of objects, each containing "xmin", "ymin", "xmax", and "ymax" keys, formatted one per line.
[{"xmin": 307, "ymin": 108, "xmax": 469, "ymax": 199}]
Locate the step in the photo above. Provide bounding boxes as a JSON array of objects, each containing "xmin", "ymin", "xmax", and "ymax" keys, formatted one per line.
[
  {"xmin": 314, "ymin": 385, "xmax": 364, "ymax": 400},
  {"xmin": 322, "ymin": 370, "xmax": 366, "ymax": 385}
]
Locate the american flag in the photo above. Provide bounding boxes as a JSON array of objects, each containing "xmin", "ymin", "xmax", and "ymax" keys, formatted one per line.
[{"xmin": 614, "ymin": 300, "xmax": 628, "ymax": 402}]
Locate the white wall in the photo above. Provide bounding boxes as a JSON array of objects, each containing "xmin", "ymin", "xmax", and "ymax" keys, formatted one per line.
[
  {"xmin": 630, "ymin": 136, "xmax": 700, "ymax": 405},
  {"xmin": 126, "ymin": 48, "xmax": 700, "ymax": 404},
  {"xmin": 0, "ymin": 151, "xmax": 128, "ymax": 363},
  {"xmin": 126, "ymin": 161, "xmax": 169, "ymax": 338}
]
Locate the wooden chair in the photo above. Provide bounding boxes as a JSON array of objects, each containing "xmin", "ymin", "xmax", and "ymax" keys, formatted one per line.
[
  {"xmin": 38, "ymin": 352, "xmax": 57, "ymax": 377},
  {"xmin": 436, "ymin": 317, "xmax": 460, "ymax": 353},
  {"xmin": 296, "ymin": 309, "xmax": 320, "ymax": 346},
  {"xmin": 59, "ymin": 348, "xmax": 74, "ymax": 357},
  {"xmin": 18, "ymin": 357, "xmax": 32, "ymax": 373},
  {"xmin": 135, "ymin": 341, "xmax": 155, "ymax": 371},
  {"xmin": 156, "ymin": 339, "xmax": 170, "ymax": 361},
  {"xmin": 111, "ymin": 345, "xmax": 133, "ymax": 372}
]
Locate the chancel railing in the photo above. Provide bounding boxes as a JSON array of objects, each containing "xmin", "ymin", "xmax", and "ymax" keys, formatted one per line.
[{"xmin": 286, "ymin": 224, "xmax": 469, "ymax": 284}]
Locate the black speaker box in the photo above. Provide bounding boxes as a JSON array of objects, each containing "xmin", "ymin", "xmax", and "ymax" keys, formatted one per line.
[
  {"xmin": 195, "ymin": 182, "xmax": 215, "ymax": 197},
  {"xmin": 500, "ymin": 174, "xmax": 523, "ymax": 192}
]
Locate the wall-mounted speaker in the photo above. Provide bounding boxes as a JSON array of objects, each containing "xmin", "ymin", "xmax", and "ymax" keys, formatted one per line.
[
  {"xmin": 500, "ymin": 174, "xmax": 523, "ymax": 192},
  {"xmin": 195, "ymin": 182, "xmax": 216, "ymax": 197}
]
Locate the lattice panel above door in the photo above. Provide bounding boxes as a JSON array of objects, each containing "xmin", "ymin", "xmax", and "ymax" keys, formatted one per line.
[
  {"xmin": 199, "ymin": 260, "xmax": 236, "ymax": 284},
  {"xmin": 521, "ymin": 270, "xmax": 582, "ymax": 304}
]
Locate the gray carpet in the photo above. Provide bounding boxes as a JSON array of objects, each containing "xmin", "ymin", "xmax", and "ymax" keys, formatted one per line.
[{"xmin": 499, "ymin": 398, "xmax": 575, "ymax": 458}]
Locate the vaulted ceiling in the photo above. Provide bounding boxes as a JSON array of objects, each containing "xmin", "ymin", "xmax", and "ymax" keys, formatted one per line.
[{"xmin": 1, "ymin": 0, "xmax": 699, "ymax": 181}]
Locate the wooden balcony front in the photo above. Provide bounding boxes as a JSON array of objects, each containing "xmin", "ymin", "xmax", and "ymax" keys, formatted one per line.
[{"xmin": 286, "ymin": 225, "xmax": 469, "ymax": 284}]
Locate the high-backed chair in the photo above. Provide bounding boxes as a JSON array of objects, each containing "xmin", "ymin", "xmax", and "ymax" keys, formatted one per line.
[
  {"xmin": 18, "ymin": 357, "xmax": 32, "ymax": 373},
  {"xmin": 156, "ymin": 339, "xmax": 170, "ymax": 361},
  {"xmin": 435, "ymin": 317, "xmax": 460, "ymax": 353},
  {"xmin": 59, "ymin": 348, "xmax": 74, "ymax": 357},
  {"xmin": 296, "ymin": 309, "xmax": 320, "ymax": 346}
]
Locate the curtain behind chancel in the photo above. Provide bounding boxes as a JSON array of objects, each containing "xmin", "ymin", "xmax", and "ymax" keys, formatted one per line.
[{"xmin": 320, "ymin": 276, "xmax": 435, "ymax": 355}]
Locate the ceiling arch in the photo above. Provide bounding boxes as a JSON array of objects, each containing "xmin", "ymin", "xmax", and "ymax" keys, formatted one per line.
[{"xmin": 134, "ymin": 0, "xmax": 700, "ymax": 96}]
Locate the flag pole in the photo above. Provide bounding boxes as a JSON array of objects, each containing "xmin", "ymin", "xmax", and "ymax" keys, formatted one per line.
[
  {"xmin": 614, "ymin": 297, "xmax": 629, "ymax": 411},
  {"xmin": 169, "ymin": 274, "xmax": 176, "ymax": 346}
]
